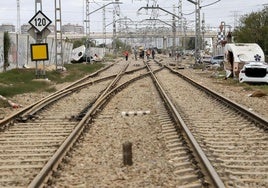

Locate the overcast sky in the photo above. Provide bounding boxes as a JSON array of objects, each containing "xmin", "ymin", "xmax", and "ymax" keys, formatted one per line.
[{"xmin": 0, "ymin": 0, "xmax": 267, "ymax": 32}]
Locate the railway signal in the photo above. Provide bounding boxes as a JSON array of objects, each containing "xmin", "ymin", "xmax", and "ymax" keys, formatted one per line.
[{"xmin": 28, "ymin": 9, "xmax": 52, "ymax": 78}]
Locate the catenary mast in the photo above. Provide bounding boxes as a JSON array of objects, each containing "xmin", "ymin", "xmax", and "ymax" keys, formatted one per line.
[{"xmin": 17, "ymin": 0, "xmax": 21, "ymax": 34}]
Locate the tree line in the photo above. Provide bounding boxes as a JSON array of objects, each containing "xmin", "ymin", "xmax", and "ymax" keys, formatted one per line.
[{"xmin": 233, "ymin": 7, "xmax": 268, "ymax": 56}]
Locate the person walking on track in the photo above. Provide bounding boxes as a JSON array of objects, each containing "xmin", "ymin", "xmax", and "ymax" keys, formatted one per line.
[{"xmin": 124, "ymin": 51, "xmax": 129, "ymax": 61}]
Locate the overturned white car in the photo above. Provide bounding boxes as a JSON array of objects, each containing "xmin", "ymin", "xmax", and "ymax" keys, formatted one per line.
[
  {"xmin": 239, "ymin": 61, "xmax": 268, "ymax": 83},
  {"xmin": 224, "ymin": 43, "xmax": 265, "ymax": 77}
]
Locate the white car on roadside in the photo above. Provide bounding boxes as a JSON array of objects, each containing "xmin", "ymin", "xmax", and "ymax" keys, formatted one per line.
[{"xmin": 239, "ymin": 61, "xmax": 268, "ymax": 83}]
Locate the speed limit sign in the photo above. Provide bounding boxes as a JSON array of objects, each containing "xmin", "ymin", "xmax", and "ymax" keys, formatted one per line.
[{"xmin": 29, "ymin": 10, "xmax": 52, "ymax": 33}]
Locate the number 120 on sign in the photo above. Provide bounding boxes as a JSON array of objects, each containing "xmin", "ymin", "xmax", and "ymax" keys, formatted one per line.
[{"xmin": 29, "ymin": 10, "xmax": 52, "ymax": 33}]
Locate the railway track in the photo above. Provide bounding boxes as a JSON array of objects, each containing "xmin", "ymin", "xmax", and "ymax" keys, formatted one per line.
[
  {"xmin": 0, "ymin": 59, "xmax": 267, "ymax": 187},
  {"xmin": 0, "ymin": 60, "xmax": 149, "ymax": 187},
  {"xmin": 154, "ymin": 62, "xmax": 268, "ymax": 187},
  {"xmin": 50, "ymin": 61, "xmax": 209, "ymax": 187}
]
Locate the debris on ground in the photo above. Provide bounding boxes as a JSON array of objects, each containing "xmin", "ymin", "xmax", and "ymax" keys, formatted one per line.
[
  {"xmin": 248, "ymin": 90, "xmax": 267, "ymax": 97},
  {"xmin": 0, "ymin": 95, "xmax": 22, "ymax": 108}
]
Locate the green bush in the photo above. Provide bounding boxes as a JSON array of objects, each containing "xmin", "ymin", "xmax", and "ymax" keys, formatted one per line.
[
  {"xmin": 0, "ymin": 63, "xmax": 104, "ymax": 98},
  {"xmin": 3, "ymin": 32, "xmax": 11, "ymax": 72}
]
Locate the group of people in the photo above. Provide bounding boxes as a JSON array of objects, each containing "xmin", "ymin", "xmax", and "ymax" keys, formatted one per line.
[{"xmin": 123, "ymin": 48, "xmax": 156, "ymax": 61}]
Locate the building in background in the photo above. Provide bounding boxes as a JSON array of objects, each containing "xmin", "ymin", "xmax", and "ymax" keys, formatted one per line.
[
  {"xmin": 0, "ymin": 23, "xmax": 71, "ymax": 35},
  {"xmin": 62, "ymin": 23, "xmax": 84, "ymax": 34},
  {"xmin": 21, "ymin": 24, "xmax": 31, "ymax": 34},
  {"xmin": 0, "ymin": 24, "xmax": 15, "ymax": 32}
]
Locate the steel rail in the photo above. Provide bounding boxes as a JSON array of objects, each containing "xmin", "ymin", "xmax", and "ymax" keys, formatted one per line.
[
  {"xmin": 166, "ymin": 66, "xmax": 268, "ymax": 127},
  {"xmin": 28, "ymin": 63, "xmax": 129, "ymax": 187},
  {"xmin": 0, "ymin": 64, "xmax": 147, "ymax": 126},
  {"xmin": 24, "ymin": 65, "xmax": 147, "ymax": 119},
  {"xmin": 0, "ymin": 64, "xmax": 111, "ymax": 127},
  {"xmin": 59, "ymin": 63, "xmax": 114, "ymax": 91},
  {"xmin": 92, "ymin": 67, "xmax": 164, "ymax": 111},
  {"xmin": 147, "ymin": 63, "xmax": 225, "ymax": 187},
  {"xmin": 19, "ymin": 75, "xmax": 116, "ymax": 120},
  {"xmin": 28, "ymin": 65, "xmax": 159, "ymax": 187},
  {"xmin": 23, "ymin": 64, "xmax": 147, "ymax": 118}
]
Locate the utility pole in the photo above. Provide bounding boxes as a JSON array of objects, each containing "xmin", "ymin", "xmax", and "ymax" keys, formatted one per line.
[
  {"xmin": 195, "ymin": 0, "xmax": 201, "ymax": 62},
  {"xmin": 186, "ymin": 0, "xmax": 201, "ymax": 63},
  {"xmin": 179, "ymin": 0, "xmax": 187, "ymax": 53},
  {"xmin": 85, "ymin": 0, "xmax": 90, "ymax": 63},
  {"xmin": 172, "ymin": 5, "xmax": 176, "ymax": 57},
  {"xmin": 85, "ymin": 0, "xmax": 121, "ymax": 59},
  {"xmin": 112, "ymin": 9, "xmax": 117, "ymax": 56},
  {"xmin": 16, "ymin": 0, "xmax": 21, "ymax": 69},
  {"xmin": 183, "ymin": 18, "xmax": 187, "ymax": 51},
  {"xmin": 85, "ymin": 0, "xmax": 90, "ymax": 36},
  {"xmin": 178, "ymin": 0, "xmax": 183, "ymax": 44},
  {"xmin": 35, "ymin": 0, "xmax": 42, "ymax": 12},
  {"xmin": 17, "ymin": 0, "xmax": 21, "ymax": 34},
  {"xmin": 54, "ymin": 0, "xmax": 63, "ymax": 70},
  {"xmin": 201, "ymin": 13, "xmax": 205, "ymax": 51},
  {"xmin": 34, "ymin": 0, "xmax": 43, "ymax": 76},
  {"xmin": 103, "ymin": 5, "xmax": 106, "ymax": 46}
]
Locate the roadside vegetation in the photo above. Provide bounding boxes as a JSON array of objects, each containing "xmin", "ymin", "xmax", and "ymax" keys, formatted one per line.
[
  {"xmin": 0, "ymin": 63, "xmax": 104, "ymax": 99},
  {"xmin": 221, "ymin": 75, "xmax": 268, "ymax": 94},
  {"xmin": 3, "ymin": 32, "xmax": 11, "ymax": 72}
]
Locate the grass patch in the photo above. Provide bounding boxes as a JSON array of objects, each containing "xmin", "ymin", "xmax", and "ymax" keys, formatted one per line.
[
  {"xmin": 212, "ymin": 71, "xmax": 268, "ymax": 93},
  {"xmin": 241, "ymin": 83, "xmax": 268, "ymax": 94},
  {"xmin": 0, "ymin": 99, "xmax": 9, "ymax": 108},
  {"xmin": 197, "ymin": 69, "xmax": 268, "ymax": 94},
  {"xmin": 0, "ymin": 63, "xmax": 104, "ymax": 98},
  {"xmin": 47, "ymin": 63, "xmax": 104, "ymax": 83},
  {"xmin": 0, "ymin": 69, "xmax": 50, "ymax": 97}
]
